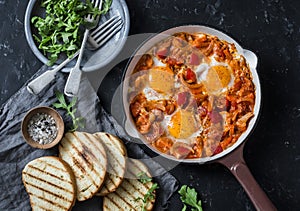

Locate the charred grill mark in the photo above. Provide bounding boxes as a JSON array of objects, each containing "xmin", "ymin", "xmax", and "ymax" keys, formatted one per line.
[
  {"xmin": 24, "ymin": 168, "xmax": 73, "ymax": 194},
  {"xmin": 125, "ymin": 160, "xmax": 144, "ymax": 177},
  {"xmin": 38, "ymin": 160, "xmax": 68, "ymax": 173},
  {"xmin": 125, "ymin": 161, "xmax": 152, "ymax": 190},
  {"xmin": 104, "ymin": 195, "xmax": 123, "ymax": 210},
  {"xmin": 66, "ymin": 134, "xmax": 94, "ymax": 169},
  {"xmin": 104, "ymin": 174, "xmax": 119, "ymax": 191},
  {"xmin": 122, "ymin": 178, "xmax": 147, "ymax": 199},
  {"xmin": 103, "ymin": 133, "xmax": 124, "ymax": 153},
  {"xmin": 79, "ymin": 133, "xmax": 107, "ymax": 175},
  {"xmin": 105, "ymin": 133, "xmax": 111, "ymax": 139},
  {"xmin": 81, "ymin": 144, "xmax": 94, "ymax": 168},
  {"xmin": 105, "ymin": 146, "xmax": 125, "ymax": 173},
  {"xmin": 117, "ymin": 183, "xmax": 136, "ymax": 200},
  {"xmin": 82, "ymin": 132, "xmax": 106, "ymax": 161},
  {"xmin": 101, "ymin": 185, "xmax": 109, "ymax": 193},
  {"xmin": 71, "ymin": 155, "xmax": 89, "ymax": 176},
  {"xmin": 29, "ymin": 191, "xmax": 70, "ymax": 210},
  {"xmin": 31, "ymin": 203, "xmax": 53, "ymax": 211},
  {"xmin": 113, "ymin": 189, "xmax": 134, "ymax": 209},
  {"xmin": 98, "ymin": 135, "xmax": 126, "ymax": 173},
  {"xmin": 23, "ymin": 178, "xmax": 73, "ymax": 204},
  {"xmin": 80, "ymin": 133, "xmax": 98, "ymax": 161},
  {"xmin": 61, "ymin": 140, "xmax": 99, "ymax": 190},
  {"xmin": 106, "ymin": 159, "xmax": 119, "ymax": 176},
  {"xmin": 131, "ymin": 160, "xmax": 149, "ymax": 175},
  {"xmin": 71, "ymin": 151, "xmax": 99, "ymax": 189},
  {"xmin": 81, "ymin": 184, "xmax": 93, "ymax": 193}
]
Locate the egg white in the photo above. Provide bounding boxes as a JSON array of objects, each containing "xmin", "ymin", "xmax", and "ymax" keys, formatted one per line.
[
  {"xmin": 143, "ymin": 87, "xmax": 172, "ymax": 101},
  {"xmin": 153, "ymin": 56, "xmax": 166, "ymax": 66}
]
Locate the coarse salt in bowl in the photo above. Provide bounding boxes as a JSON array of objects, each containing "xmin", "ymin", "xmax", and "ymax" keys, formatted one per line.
[{"xmin": 21, "ymin": 106, "xmax": 65, "ymax": 149}]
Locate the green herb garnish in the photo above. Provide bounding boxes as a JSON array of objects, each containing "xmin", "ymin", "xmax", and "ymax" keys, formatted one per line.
[
  {"xmin": 32, "ymin": 0, "xmax": 112, "ymax": 65},
  {"xmin": 178, "ymin": 185, "xmax": 203, "ymax": 211},
  {"xmin": 99, "ymin": 0, "xmax": 113, "ymax": 15},
  {"xmin": 137, "ymin": 172, "xmax": 159, "ymax": 211},
  {"xmin": 137, "ymin": 171, "xmax": 153, "ymax": 184},
  {"xmin": 53, "ymin": 90, "xmax": 85, "ymax": 131}
]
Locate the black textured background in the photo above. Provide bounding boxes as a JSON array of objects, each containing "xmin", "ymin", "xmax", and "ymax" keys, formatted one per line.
[{"xmin": 1, "ymin": 0, "xmax": 300, "ymax": 210}]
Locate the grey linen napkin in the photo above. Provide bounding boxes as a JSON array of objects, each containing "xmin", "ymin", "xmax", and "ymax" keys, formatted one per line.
[{"xmin": 0, "ymin": 66, "xmax": 178, "ymax": 211}]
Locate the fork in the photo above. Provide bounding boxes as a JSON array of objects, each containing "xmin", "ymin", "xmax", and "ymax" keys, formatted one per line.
[
  {"xmin": 26, "ymin": 15, "xmax": 123, "ymax": 95},
  {"xmin": 88, "ymin": 15, "xmax": 123, "ymax": 50},
  {"xmin": 64, "ymin": 0, "xmax": 103, "ymax": 97}
]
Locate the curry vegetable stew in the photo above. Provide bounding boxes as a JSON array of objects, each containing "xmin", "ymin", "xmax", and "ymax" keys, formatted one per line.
[{"xmin": 128, "ymin": 32, "xmax": 255, "ymax": 159}]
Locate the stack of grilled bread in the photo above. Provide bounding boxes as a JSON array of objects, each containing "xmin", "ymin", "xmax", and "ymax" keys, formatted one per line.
[{"xmin": 22, "ymin": 131, "xmax": 156, "ymax": 211}]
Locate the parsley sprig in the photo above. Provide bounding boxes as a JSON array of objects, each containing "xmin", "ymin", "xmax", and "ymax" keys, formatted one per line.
[
  {"xmin": 178, "ymin": 185, "xmax": 203, "ymax": 211},
  {"xmin": 53, "ymin": 91, "xmax": 85, "ymax": 131},
  {"xmin": 137, "ymin": 172, "xmax": 159, "ymax": 211}
]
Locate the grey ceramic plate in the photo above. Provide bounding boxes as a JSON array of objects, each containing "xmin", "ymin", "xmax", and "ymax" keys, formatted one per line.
[{"xmin": 24, "ymin": 0, "xmax": 130, "ymax": 72}]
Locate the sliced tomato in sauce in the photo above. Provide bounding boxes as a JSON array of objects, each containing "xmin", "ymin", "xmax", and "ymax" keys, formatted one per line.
[
  {"xmin": 156, "ymin": 48, "xmax": 169, "ymax": 59},
  {"xmin": 184, "ymin": 68, "xmax": 197, "ymax": 83},
  {"xmin": 189, "ymin": 53, "xmax": 200, "ymax": 65},
  {"xmin": 209, "ymin": 110, "xmax": 223, "ymax": 124},
  {"xmin": 177, "ymin": 92, "xmax": 189, "ymax": 108}
]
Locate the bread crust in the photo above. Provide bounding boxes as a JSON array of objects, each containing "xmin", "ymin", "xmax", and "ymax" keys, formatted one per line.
[
  {"xmin": 93, "ymin": 132, "xmax": 127, "ymax": 196},
  {"xmin": 22, "ymin": 156, "xmax": 77, "ymax": 211}
]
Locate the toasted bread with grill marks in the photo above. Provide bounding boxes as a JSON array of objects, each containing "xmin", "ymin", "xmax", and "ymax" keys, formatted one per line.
[
  {"xmin": 103, "ymin": 159, "xmax": 156, "ymax": 211},
  {"xmin": 22, "ymin": 156, "xmax": 76, "ymax": 211},
  {"xmin": 93, "ymin": 132, "xmax": 127, "ymax": 196},
  {"xmin": 59, "ymin": 131, "xmax": 107, "ymax": 201}
]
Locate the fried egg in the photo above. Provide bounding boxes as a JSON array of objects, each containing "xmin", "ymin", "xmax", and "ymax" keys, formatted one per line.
[
  {"xmin": 157, "ymin": 108, "xmax": 202, "ymax": 143},
  {"xmin": 195, "ymin": 58, "xmax": 234, "ymax": 94}
]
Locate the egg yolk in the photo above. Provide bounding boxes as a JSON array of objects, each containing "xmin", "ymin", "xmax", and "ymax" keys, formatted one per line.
[
  {"xmin": 168, "ymin": 109, "xmax": 197, "ymax": 139},
  {"xmin": 149, "ymin": 66, "xmax": 174, "ymax": 93},
  {"xmin": 205, "ymin": 65, "xmax": 232, "ymax": 92}
]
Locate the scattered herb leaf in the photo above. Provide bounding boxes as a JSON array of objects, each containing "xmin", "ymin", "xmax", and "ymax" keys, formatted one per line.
[
  {"xmin": 137, "ymin": 171, "xmax": 153, "ymax": 184},
  {"xmin": 53, "ymin": 90, "xmax": 85, "ymax": 131},
  {"xmin": 178, "ymin": 185, "xmax": 203, "ymax": 211},
  {"xmin": 137, "ymin": 172, "xmax": 159, "ymax": 211}
]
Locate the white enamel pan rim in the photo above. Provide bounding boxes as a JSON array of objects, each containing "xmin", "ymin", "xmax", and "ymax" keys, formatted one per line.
[{"xmin": 123, "ymin": 25, "xmax": 261, "ymax": 164}]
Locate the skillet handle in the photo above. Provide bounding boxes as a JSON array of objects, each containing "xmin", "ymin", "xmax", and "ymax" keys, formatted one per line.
[{"xmin": 217, "ymin": 143, "xmax": 277, "ymax": 211}]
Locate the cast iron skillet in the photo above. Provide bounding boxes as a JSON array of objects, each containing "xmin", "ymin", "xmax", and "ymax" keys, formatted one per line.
[{"xmin": 122, "ymin": 25, "xmax": 276, "ymax": 210}]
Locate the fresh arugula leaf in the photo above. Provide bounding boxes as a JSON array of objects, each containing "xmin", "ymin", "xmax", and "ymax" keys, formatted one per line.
[
  {"xmin": 178, "ymin": 185, "xmax": 203, "ymax": 211},
  {"xmin": 100, "ymin": 0, "xmax": 113, "ymax": 15},
  {"xmin": 137, "ymin": 172, "xmax": 159, "ymax": 211},
  {"xmin": 53, "ymin": 90, "xmax": 85, "ymax": 131},
  {"xmin": 32, "ymin": 0, "xmax": 108, "ymax": 66}
]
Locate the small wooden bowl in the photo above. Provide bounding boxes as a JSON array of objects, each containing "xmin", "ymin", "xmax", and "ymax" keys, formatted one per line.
[{"xmin": 21, "ymin": 106, "xmax": 64, "ymax": 149}]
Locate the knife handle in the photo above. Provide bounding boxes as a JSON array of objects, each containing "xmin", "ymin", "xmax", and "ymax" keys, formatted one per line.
[
  {"xmin": 64, "ymin": 68, "xmax": 82, "ymax": 97},
  {"xmin": 64, "ymin": 29, "xmax": 89, "ymax": 97},
  {"xmin": 27, "ymin": 69, "xmax": 57, "ymax": 95},
  {"xmin": 27, "ymin": 51, "xmax": 79, "ymax": 95}
]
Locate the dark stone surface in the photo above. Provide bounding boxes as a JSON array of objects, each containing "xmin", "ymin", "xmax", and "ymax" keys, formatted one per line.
[{"xmin": 1, "ymin": 0, "xmax": 300, "ymax": 210}]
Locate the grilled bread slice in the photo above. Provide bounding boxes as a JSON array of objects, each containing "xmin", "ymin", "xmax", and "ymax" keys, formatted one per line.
[
  {"xmin": 93, "ymin": 132, "xmax": 127, "ymax": 196},
  {"xmin": 103, "ymin": 159, "xmax": 156, "ymax": 211},
  {"xmin": 22, "ymin": 156, "xmax": 76, "ymax": 211},
  {"xmin": 59, "ymin": 131, "xmax": 107, "ymax": 201}
]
